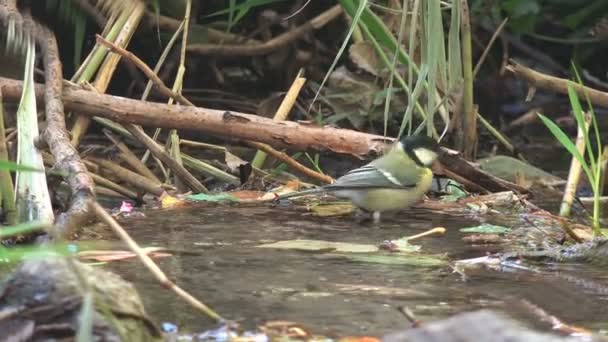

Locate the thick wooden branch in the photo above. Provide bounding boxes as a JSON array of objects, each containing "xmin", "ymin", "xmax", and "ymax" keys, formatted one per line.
[
  {"xmin": 0, "ymin": 77, "xmax": 526, "ymax": 194},
  {"xmin": 0, "ymin": 76, "xmax": 388, "ymax": 157}
]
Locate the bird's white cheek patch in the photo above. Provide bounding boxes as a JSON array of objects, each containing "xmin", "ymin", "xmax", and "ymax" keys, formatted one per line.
[{"xmin": 414, "ymin": 149, "xmax": 438, "ymax": 167}]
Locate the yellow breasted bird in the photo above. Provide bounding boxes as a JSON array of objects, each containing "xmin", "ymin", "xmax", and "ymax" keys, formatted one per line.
[{"xmin": 278, "ymin": 135, "xmax": 440, "ymax": 222}]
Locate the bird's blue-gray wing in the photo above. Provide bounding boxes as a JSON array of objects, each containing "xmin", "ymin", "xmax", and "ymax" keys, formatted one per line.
[{"xmin": 325, "ymin": 165, "xmax": 416, "ymax": 190}]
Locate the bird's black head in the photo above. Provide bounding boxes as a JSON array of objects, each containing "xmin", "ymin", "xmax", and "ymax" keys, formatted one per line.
[{"xmin": 399, "ymin": 135, "xmax": 440, "ymax": 167}]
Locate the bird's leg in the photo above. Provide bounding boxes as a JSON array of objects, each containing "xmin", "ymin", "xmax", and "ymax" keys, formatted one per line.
[
  {"xmin": 372, "ymin": 211, "xmax": 381, "ymax": 223},
  {"xmin": 354, "ymin": 208, "xmax": 374, "ymax": 224}
]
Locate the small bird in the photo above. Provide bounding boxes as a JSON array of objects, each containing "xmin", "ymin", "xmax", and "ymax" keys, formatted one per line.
[{"xmin": 277, "ymin": 135, "xmax": 440, "ymax": 222}]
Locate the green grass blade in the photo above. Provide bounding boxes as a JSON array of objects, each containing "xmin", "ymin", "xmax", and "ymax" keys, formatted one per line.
[
  {"xmin": 538, "ymin": 113, "xmax": 594, "ymax": 184},
  {"xmin": 0, "ymin": 160, "xmax": 43, "ymax": 172},
  {"xmin": 0, "ymin": 221, "xmax": 49, "ymax": 239},
  {"xmin": 567, "ymin": 82, "xmax": 595, "ymax": 172},
  {"xmin": 76, "ymin": 292, "xmax": 94, "ymax": 342}
]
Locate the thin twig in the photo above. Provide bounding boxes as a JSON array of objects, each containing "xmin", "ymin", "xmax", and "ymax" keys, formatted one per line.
[
  {"xmin": 95, "ymin": 34, "xmax": 194, "ymax": 106},
  {"xmin": 91, "ymin": 202, "xmax": 222, "ymax": 322},
  {"xmin": 187, "ymin": 5, "xmax": 343, "ymax": 56},
  {"xmin": 247, "ymin": 141, "xmax": 334, "ymax": 184},
  {"xmin": 473, "ymin": 17, "xmax": 508, "ymax": 78}
]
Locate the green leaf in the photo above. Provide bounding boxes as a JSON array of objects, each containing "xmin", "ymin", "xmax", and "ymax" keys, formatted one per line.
[
  {"xmin": 185, "ymin": 193, "xmax": 239, "ymax": 203},
  {"xmin": 537, "ymin": 113, "xmax": 594, "ymax": 184},
  {"xmin": 76, "ymin": 292, "xmax": 94, "ymax": 342},
  {"xmin": 0, "ymin": 221, "xmax": 50, "ymax": 239},
  {"xmin": 0, "ymin": 160, "xmax": 43, "ymax": 172},
  {"xmin": 567, "ymin": 82, "xmax": 595, "ymax": 172},
  {"xmin": 460, "ymin": 224, "xmax": 511, "ymax": 234}
]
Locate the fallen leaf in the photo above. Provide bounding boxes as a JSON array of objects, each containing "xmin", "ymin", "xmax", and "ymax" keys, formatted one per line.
[
  {"xmin": 160, "ymin": 193, "xmax": 186, "ymax": 209},
  {"xmin": 324, "ymin": 253, "xmax": 445, "ymax": 267},
  {"xmin": 78, "ymin": 247, "xmax": 171, "ymax": 262},
  {"xmin": 228, "ymin": 190, "xmax": 267, "ymax": 201},
  {"xmin": 186, "ymin": 193, "xmax": 239, "ymax": 203},
  {"xmin": 310, "ymin": 203, "xmax": 355, "ymax": 216},
  {"xmin": 460, "ymin": 224, "xmax": 511, "ymax": 234},
  {"xmin": 258, "ymin": 239, "xmax": 378, "ymax": 253}
]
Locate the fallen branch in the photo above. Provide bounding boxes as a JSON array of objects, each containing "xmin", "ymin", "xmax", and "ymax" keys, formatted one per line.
[
  {"xmin": 0, "ymin": 77, "xmax": 525, "ymax": 193},
  {"xmin": 506, "ymin": 60, "xmax": 608, "ymax": 108}
]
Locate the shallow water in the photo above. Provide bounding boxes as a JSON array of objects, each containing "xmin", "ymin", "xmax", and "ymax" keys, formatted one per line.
[{"xmin": 106, "ymin": 204, "xmax": 608, "ymax": 336}]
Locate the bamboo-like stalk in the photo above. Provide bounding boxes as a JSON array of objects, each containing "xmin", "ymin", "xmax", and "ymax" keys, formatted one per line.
[
  {"xmin": 0, "ymin": 91, "xmax": 17, "ymax": 224},
  {"xmin": 71, "ymin": 3, "xmax": 145, "ymax": 147},
  {"xmin": 459, "ymin": 0, "xmax": 476, "ymax": 159},
  {"xmin": 165, "ymin": 0, "xmax": 192, "ymax": 192},
  {"xmin": 251, "ymin": 71, "xmax": 306, "ymax": 169},
  {"xmin": 181, "ymin": 154, "xmax": 240, "ymax": 186},
  {"xmin": 559, "ymin": 114, "xmax": 591, "ymax": 217},
  {"xmin": 91, "ymin": 158, "xmax": 165, "ymax": 196},
  {"xmin": 104, "ymin": 131, "xmax": 160, "ymax": 183},
  {"xmin": 89, "ymin": 172, "xmax": 139, "ymax": 199}
]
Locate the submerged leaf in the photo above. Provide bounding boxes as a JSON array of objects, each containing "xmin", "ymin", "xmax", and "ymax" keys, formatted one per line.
[
  {"xmin": 258, "ymin": 239, "xmax": 378, "ymax": 253},
  {"xmin": 310, "ymin": 203, "xmax": 355, "ymax": 217},
  {"xmin": 460, "ymin": 224, "xmax": 511, "ymax": 234},
  {"xmin": 186, "ymin": 193, "xmax": 239, "ymax": 203},
  {"xmin": 326, "ymin": 253, "xmax": 445, "ymax": 267}
]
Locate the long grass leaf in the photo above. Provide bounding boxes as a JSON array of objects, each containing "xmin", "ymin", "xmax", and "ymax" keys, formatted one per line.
[
  {"xmin": 76, "ymin": 292, "xmax": 94, "ymax": 342},
  {"xmin": 567, "ymin": 82, "xmax": 595, "ymax": 173},
  {"xmin": 15, "ymin": 39, "xmax": 54, "ymax": 223},
  {"xmin": 538, "ymin": 113, "xmax": 594, "ymax": 184},
  {"xmin": 310, "ymin": 0, "xmax": 367, "ymax": 110},
  {"xmin": 0, "ymin": 221, "xmax": 49, "ymax": 239},
  {"xmin": 0, "ymin": 160, "xmax": 43, "ymax": 172}
]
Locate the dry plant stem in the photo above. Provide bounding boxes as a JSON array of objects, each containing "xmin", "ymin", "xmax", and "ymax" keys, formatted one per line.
[
  {"xmin": 145, "ymin": 11, "xmax": 260, "ymax": 45},
  {"xmin": 91, "ymin": 201, "xmax": 223, "ymax": 322},
  {"xmin": 89, "ymin": 172, "xmax": 138, "ymax": 199},
  {"xmin": 42, "ymin": 152, "xmax": 137, "ymax": 199},
  {"xmin": 96, "ymin": 186, "xmax": 129, "ymax": 199},
  {"xmin": 473, "ymin": 17, "xmax": 508, "ymax": 78},
  {"xmin": 559, "ymin": 115, "xmax": 591, "ymax": 217},
  {"xmin": 187, "ymin": 5, "xmax": 343, "ymax": 56},
  {"xmin": 97, "ymin": 33, "xmax": 323, "ymax": 187},
  {"xmin": 247, "ymin": 141, "xmax": 334, "ymax": 184},
  {"xmin": 405, "ymin": 227, "xmax": 446, "ymax": 241},
  {"xmin": 95, "ymin": 35, "xmax": 194, "ymax": 106},
  {"xmin": 0, "ymin": 78, "xmax": 526, "ymax": 193},
  {"xmin": 252, "ymin": 72, "xmax": 306, "ymax": 168},
  {"xmin": 459, "ymin": 0, "xmax": 476, "ymax": 159},
  {"xmin": 93, "ymin": 34, "xmax": 207, "ymax": 193},
  {"xmin": 166, "ymin": 0, "xmax": 191, "ymax": 192},
  {"xmin": 104, "ymin": 130, "xmax": 160, "ymax": 183},
  {"xmin": 71, "ymin": 3, "xmax": 145, "ymax": 147},
  {"xmin": 0, "ymin": 90, "xmax": 16, "ymax": 224},
  {"xmin": 90, "ymin": 157, "xmax": 165, "ymax": 196},
  {"xmin": 507, "ymin": 60, "xmax": 608, "ymax": 108},
  {"xmin": 125, "ymin": 124, "xmax": 208, "ymax": 193},
  {"xmin": 0, "ymin": 2, "xmax": 96, "ymax": 236}
]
